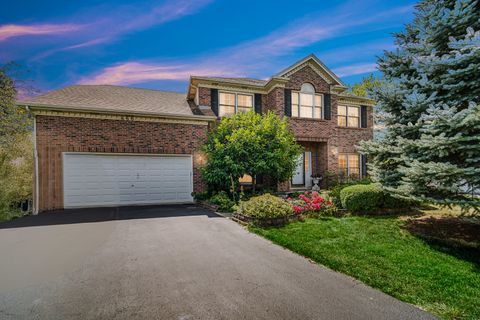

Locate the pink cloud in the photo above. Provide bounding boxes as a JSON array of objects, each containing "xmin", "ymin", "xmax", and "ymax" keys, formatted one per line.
[
  {"xmin": 0, "ymin": 23, "xmax": 82, "ymax": 41},
  {"xmin": 78, "ymin": 62, "xmax": 242, "ymax": 85}
]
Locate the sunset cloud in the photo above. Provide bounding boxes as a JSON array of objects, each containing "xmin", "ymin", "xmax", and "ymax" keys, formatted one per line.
[
  {"xmin": 79, "ymin": 2, "xmax": 408, "ymax": 85},
  {"xmin": 0, "ymin": 23, "xmax": 81, "ymax": 41}
]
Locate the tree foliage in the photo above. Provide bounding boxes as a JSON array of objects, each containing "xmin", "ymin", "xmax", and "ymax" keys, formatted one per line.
[
  {"xmin": 0, "ymin": 63, "xmax": 33, "ymax": 219},
  {"xmin": 349, "ymin": 74, "xmax": 384, "ymax": 98},
  {"xmin": 202, "ymin": 111, "xmax": 302, "ymax": 192},
  {"xmin": 360, "ymin": 0, "xmax": 480, "ymax": 213}
]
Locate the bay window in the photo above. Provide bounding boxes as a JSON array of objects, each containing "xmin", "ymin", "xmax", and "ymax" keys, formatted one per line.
[
  {"xmin": 219, "ymin": 92, "xmax": 253, "ymax": 116},
  {"xmin": 338, "ymin": 105, "xmax": 360, "ymax": 127},
  {"xmin": 291, "ymin": 83, "xmax": 323, "ymax": 119}
]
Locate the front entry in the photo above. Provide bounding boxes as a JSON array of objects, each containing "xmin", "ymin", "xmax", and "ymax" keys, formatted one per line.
[{"xmin": 292, "ymin": 152, "xmax": 312, "ymax": 187}]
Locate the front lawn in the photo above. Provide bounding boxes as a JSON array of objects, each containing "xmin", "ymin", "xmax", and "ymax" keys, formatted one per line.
[{"xmin": 251, "ymin": 215, "xmax": 480, "ymax": 320}]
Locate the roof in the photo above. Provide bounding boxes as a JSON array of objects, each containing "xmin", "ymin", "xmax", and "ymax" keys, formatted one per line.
[
  {"xmin": 275, "ymin": 54, "xmax": 347, "ymax": 88},
  {"xmin": 190, "ymin": 76, "xmax": 268, "ymax": 86},
  {"xmin": 19, "ymin": 85, "xmax": 200, "ymax": 117}
]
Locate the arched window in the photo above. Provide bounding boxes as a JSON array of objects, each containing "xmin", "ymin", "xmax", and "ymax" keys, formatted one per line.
[{"xmin": 291, "ymin": 83, "xmax": 323, "ymax": 119}]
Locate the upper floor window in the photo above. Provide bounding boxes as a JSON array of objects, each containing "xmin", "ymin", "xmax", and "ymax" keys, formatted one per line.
[
  {"xmin": 338, "ymin": 105, "xmax": 360, "ymax": 127},
  {"xmin": 291, "ymin": 83, "xmax": 323, "ymax": 119},
  {"xmin": 219, "ymin": 92, "xmax": 253, "ymax": 117}
]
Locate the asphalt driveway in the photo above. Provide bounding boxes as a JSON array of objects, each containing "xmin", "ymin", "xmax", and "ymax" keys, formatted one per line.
[{"xmin": 0, "ymin": 205, "xmax": 435, "ymax": 320}]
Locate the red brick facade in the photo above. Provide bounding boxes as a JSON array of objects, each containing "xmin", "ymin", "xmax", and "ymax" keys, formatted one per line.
[
  {"xmin": 195, "ymin": 64, "xmax": 374, "ymax": 189},
  {"xmin": 35, "ymin": 115, "xmax": 208, "ymax": 212}
]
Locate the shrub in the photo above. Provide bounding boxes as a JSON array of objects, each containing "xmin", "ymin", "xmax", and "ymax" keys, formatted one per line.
[
  {"xmin": 191, "ymin": 191, "xmax": 209, "ymax": 201},
  {"xmin": 340, "ymin": 184, "xmax": 384, "ymax": 213},
  {"xmin": 209, "ymin": 191, "xmax": 235, "ymax": 212},
  {"xmin": 287, "ymin": 191, "xmax": 336, "ymax": 216},
  {"xmin": 340, "ymin": 183, "xmax": 413, "ymax": 214},
  {"xmin": 238, "ymin": 194, "xmax": 293, "ymax": 219},
  {"xmin": 328, "ymin": 177, "xmax": 372, "ymax": 207}
]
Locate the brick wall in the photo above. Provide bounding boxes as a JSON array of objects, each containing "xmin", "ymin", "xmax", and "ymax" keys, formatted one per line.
[
  {"xmin": 35, "ymin": 115, "xmax": 208, "ymax": 212},
  {"xmin": 198, "ymin": 87, "xmax": 211, "ymax": 106}
]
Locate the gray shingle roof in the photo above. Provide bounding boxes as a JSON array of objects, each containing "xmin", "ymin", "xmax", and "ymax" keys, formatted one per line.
[{"xmin": 20, "ymin": 85, "xmax": 195, "ymax": 117}]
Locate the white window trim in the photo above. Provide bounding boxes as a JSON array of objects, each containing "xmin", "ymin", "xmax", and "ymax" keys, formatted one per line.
[
  {"xmin": 338, "ymin": 105, "xmax": 360, "ymax": 128},
  {"xmin": 218, "ymin": 91, "xmax": 254, "ymax": 116},
  {"xmin": 339, "ymin": 153, "xmax": 361, "ymax": 176},
  {"xmin": 291, "ymin": 91, "xmax": 324, "ymax": 119}
]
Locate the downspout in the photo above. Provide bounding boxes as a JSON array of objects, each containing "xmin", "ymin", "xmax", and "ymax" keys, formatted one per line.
[{"xmin": 27, "ymin": 106, "xmax": 39, "ymax": 215}]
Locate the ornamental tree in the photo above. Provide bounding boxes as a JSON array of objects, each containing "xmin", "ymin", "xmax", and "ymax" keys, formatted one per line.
[
  {"xmin": 202, "ymin": 111, "xmax": 302, "ymax": 193},
  {"xmin": 360, "ymin": 0, "xmax": 480, "ymax": 212}
]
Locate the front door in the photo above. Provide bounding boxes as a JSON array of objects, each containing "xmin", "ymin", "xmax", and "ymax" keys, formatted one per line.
[{"xmin": 292, "ymin": 154, "xmax": 305, "ymax": 185}]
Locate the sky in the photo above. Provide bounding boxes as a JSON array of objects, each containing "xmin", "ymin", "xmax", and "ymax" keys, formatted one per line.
[{"xmin": 0, "ymin": 0, "xmax": 418, "ymax": 96}]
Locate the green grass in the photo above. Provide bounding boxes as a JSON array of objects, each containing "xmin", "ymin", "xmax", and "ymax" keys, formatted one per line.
[{"xmin": 251, "ymin": 216, "xmax": 480, "ymax": 320}]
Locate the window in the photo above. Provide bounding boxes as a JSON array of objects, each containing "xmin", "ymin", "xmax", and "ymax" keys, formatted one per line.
[
  {"xmin": 219, "ymin": 92, "xmax": 253, "ymax": 116},
  {"xmin": 338, "ymin": 105, "xmax": 360, "ymax": 127},
  {"xmin": 239, "ymin": 174, "xmax": 253, "ymax": 184},
  {"xmin": 338, "ymin": 153, "xmax": 360, "ymax": 177},
  {"xmin": 291, "ymin": 83, "xmax": 323, "ymax": 119}
]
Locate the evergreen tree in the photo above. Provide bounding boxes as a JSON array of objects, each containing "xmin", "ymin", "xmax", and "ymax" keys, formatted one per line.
[{"xmin": 360, "ymin": 0, "xmax": 480, "ymax": 212}]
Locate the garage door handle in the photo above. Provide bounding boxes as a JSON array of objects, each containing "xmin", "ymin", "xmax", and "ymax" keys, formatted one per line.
[{"xmin": 131, "ymin": 184, "xmax": 134, "ymax": 187}]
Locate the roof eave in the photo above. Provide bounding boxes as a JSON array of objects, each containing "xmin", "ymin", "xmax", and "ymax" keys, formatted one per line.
[{"xmin": 18, "ymin": 102, "xmax": 217, "ymax": 122}]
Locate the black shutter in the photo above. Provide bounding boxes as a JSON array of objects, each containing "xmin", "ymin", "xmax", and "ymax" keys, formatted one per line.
[
  {"xmin": 210, "ymin": 89, "xmax": 219, "ymax": 116},
  {"xmin": 361, "ymin": 154, "xmax": 367, "ymax": 177},
  {"xmin": 360, "ymin": 105, "xmax": 368, "ymax": 128},
  {"xmin": 324, "ymin": 94, "xmax": 331, "ymax": 120},
  {"xmin": 254, "ymin": 93, "xmax": 262, "ymax": 114},
  {"xmin": 284, "ymin": 89, "xmax": 292, "ymax": 117}
]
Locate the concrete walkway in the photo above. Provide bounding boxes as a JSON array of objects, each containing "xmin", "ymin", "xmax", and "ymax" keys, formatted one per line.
[{"xmin": 0, "ymin": 205, "xmax": 435, "ymax": 319}]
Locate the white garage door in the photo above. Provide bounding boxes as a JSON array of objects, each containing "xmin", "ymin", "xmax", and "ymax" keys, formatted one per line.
[{"xmin": 63, "ymin": 153, "xmax": 193, "ymax": 208}]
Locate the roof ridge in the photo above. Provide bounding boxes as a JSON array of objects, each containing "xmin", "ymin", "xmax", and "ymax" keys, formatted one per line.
[{"xmin": 62, "ymin": 84, "xmax": 187, "ymax": 95}]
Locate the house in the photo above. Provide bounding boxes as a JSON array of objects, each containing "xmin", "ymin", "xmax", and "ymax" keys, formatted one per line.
[{"xmin": 18, "ymin": 54, "xmax": 374, "ymax": 213}]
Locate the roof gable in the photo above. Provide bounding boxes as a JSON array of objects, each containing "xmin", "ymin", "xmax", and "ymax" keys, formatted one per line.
[{"xmin": 275, "ymin": 54, "xmax": 346, "ymax": 88}]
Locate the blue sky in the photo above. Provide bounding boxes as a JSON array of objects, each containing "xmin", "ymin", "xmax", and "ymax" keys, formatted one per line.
[{"xmin": 0, "ymin": 0, "xmax": 417, "ymax": 95}]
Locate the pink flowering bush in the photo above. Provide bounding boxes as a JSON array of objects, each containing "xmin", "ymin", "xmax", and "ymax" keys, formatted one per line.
[{"xmin": 287, "ymin": 191, "xmax": 336, "ymax": 216}]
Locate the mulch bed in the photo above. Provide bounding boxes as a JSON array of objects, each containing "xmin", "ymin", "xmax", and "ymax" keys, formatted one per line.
[{"xmin": 404, "ymin": 216, "xmax": 480, "ymax": 248}]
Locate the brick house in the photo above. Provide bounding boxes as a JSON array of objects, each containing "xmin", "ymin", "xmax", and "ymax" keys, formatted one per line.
[{"xmin": 19, "ymin": 54, "xmax": 374, "ymax": 213}]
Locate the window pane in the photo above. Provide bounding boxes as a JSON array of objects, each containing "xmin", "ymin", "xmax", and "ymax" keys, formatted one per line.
[
  {"xmin": 292, "ymin": 104, "xmax": 299, "ymax": 117},
  {"xmin": 238, "ymin": 106, "xmax": 252, "ymax": 113},
  {"xmin": 314, "ymin": 106, "xmax": 322, "ymax": 119},
  {"xmin": 348, "ymin": 106, "xmax": 359, "ymax": 117},
  {"xmin": 348, "ymin": 154, "xmax": 359, "ymax": 169},
  {"xmin": 338, "ymin": 115, "xmax": 347, "ymax": 126},
  {"xmin": 292, "ymin": 92, "xmax": 299, "ymax": 104},
  {"xmin": 301, "ymin": 83, "xmax": 315, "ymax": 93},
  {"xmin": 237, "ymin": 94, "xmax": 253, "ymax": 107},
  {"xmin": 301, "ymin": 93, "xmax": 313, "ymax": 106},
  {"xmin": 338, "ymin": 105, "xmax": 347, "ymax": 116},
  {"xmin": 338, "ymin": 154, "xmax": 347, "ymax": 170},
  {"xmin": 219, "ymin": 93, "xmax": 235, "ymax": 106},
  {"xmin": 315, "ymin": 94, "xmax": 322, "ymax": 107},
  {"xmin": 300, "ymin": 106, "xmax": 312, "ymax": 118},
  {"xmin": 348, "ymin": 116, "xmax": 359, "ymax": 128},
  {"xmin": 219, "ymin": 105, "xmax": 235, "ymax": 117}
]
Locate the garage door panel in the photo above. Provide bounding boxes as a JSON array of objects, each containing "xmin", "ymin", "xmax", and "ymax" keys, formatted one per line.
[{"xmin": 63, "ymin": 154, "xmax": 193, "ymax": 208}]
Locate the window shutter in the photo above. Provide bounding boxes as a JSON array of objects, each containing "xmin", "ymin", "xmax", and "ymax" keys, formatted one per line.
[
  {"xmin": 211, "ymin": 89, "xmax": 219, "ymax": 116},
  {"xmin": 254, "ymin": 93, "xmax": 262, "ymax": 114},
  {"xmin": 360, "ymin": 105, "xmax": 368, "ymax": 128},
  {"xmin": 361, "ymin": 154, "xmax": 367, "ymax": 177},
  {"xmin": 324, "ymin": 94, "xmax": 331, "ymax": 120},
  {"xmin": 284, "ymin": 89, "xmax": 292, "ymax": 117}
]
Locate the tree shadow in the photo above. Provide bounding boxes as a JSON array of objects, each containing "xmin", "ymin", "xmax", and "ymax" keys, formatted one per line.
[
  {"xmin": 403, "ymin": 216, "xmax": 480, "ymax": 269},
  {"xmin": 0, "ymin": 204, "xmax": 221, "ymax": 229}
]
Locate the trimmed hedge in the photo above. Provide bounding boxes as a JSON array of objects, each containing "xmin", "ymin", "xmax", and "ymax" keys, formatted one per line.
[
  {"xmin": 238, "ymin": 194, "xmax": 293, "ymax": 219},
  {"xmin": 340, "ymin": 183, "xmax": 411, "ymax": 214}
]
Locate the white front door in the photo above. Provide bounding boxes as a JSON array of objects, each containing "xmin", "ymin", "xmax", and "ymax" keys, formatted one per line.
[
  {"xmin": 63, "ymin": 153, "xmax": 193, "ymax": 208},
  {"xmin": 292, "ymin": 154, "xmax": 305, "ymax": 185}
]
